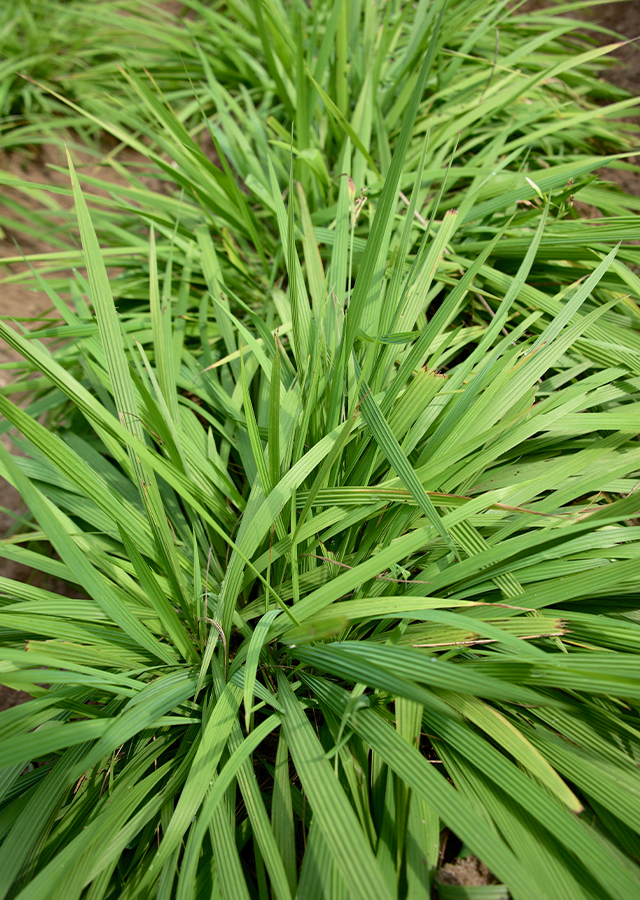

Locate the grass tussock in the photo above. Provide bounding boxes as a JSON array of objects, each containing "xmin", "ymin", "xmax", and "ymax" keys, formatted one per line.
[{"xmin": 1, "ymin": 1, "xmax": 640, "ymax": 898}]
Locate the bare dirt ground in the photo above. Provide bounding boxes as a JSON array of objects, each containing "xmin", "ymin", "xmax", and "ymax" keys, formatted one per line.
[
  {"xmin": 582, "ymin": 2, "xmax": 640, "ymax": 196},
  {"xmin": 0, "ymin": 0, "xmax": 639, "ymax": 802},
  {"xmin": 585, "ymin": 1, "xmax": 640, "ymax": 97}
]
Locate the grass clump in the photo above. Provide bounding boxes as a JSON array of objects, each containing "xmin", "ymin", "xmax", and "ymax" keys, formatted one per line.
[{"xmin": 1, "ymin": 2, "xmax": 640, "ymax": 899}]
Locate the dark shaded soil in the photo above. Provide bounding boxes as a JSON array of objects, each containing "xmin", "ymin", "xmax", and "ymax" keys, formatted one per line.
[
  {"xmin": 584, "ymin": 2, "xmax": 640, "ymax": 97},
  {"xmin": 437, "ymin": 855, "xmax": 499, "ymax": 887},
  {"xmin": 0, "ymin": 686, "xmax": 31, "ymax": 712}
]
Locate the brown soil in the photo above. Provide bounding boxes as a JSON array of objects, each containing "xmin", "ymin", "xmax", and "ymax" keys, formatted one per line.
[
  {"xmin": 436, "ymin": 855, "xmax": 497, "ymax": 887},
  {"xmin": 0, "ymin": 144, "xmax": 73, "ymax": 382},
  {"xmin": 522, "ymin": 0, "xmax": 640, "ymax": 194},
  {"xmin": 0, "ymin": 686, "xmax": 31, "ymax": 712},
  {"xmin": 583, "ymin": 2, "xmax": 640, "ymax": 97},
  {"xmin": 582, "ymin": 2, "xmax": 640, "ymax": 196}
]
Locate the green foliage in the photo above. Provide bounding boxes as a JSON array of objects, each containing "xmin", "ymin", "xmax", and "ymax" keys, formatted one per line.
[
  {"xmin": 1, "ymin": 1, "xmax": 640, "ymax": 898},
  {"xmin": 0, "ymin": 0, "xmax": 245, "ymax": 137}
]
